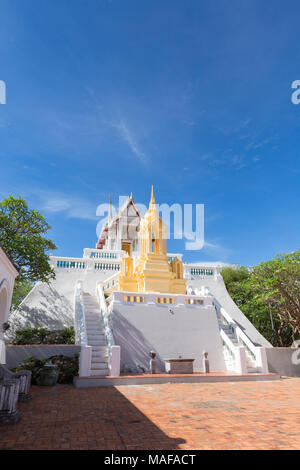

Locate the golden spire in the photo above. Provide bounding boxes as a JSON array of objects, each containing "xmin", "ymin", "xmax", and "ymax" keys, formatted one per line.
[{"xmin": 150, "ymin": 185, "xmax": 156, "ymax": 207}]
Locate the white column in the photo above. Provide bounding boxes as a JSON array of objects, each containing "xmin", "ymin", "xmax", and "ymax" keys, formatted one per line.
[
  {"xmin": 235, "ymin": 346, "xmax": 248, "ymax": 374},
  {"xmin": 79, "ymin": 345, "xmax": 92, "ymax": 377},
  {"xmin": 0, "ymin": 338, "xmax": 5, "ymax": 364},
  {"xmin": 110, "ymin": 345, "xmax": 121, "ymax": 376},
  {"xmin": 256, "ymin": 347, "xmax": 269, "ymax": 373}
]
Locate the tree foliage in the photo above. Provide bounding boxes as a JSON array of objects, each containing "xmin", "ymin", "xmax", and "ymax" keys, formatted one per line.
[
  {"xmin": 222, "ymin": 250, "xmax": 300, "ymax": 347},
  {"xmin": 250, "ymin": 250, "xmax": 300, "ymax": 345},
  {"xmin": 10, "ymin": 279, "xmax": 34, "ymax": 312},
  {"xmin": 13, "ymin": 326, "xmax": 75, "ymax": 345},
  {"xmin": 0, "ymin": 195, "xmax": 56, "ymax": 283}
]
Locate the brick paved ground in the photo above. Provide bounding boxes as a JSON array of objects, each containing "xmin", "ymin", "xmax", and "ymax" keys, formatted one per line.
[{"xmin": 0, "ymin": 378, "xmax": 300, "ymax": 450}]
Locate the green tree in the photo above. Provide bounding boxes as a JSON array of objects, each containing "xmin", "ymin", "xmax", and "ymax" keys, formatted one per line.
[
  {"xmin": 222, "ymin": 266, "xmax": 277, "ymax": 345},
  {"xmin": 250, "ymin": 250, "xmax": 300, "ymax": 345},
  {"xmin": 0, "ymin": 195, "xmax": 56, "ymax": 289},
  {"xmin": 222, "ymin": 251, "xmax": 300, "ymax": 347},
  {"xmin": 10, "ymin": 279, "xmax": 34, "ymax": 311}
]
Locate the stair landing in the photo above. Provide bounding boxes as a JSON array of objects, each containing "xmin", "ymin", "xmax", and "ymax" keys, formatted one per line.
[{"xmin": 74, "ymin": 371, "xmax": 280, "ymax": 388}]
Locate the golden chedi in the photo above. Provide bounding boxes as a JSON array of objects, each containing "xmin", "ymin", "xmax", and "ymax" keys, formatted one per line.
[{"xmin": 118, "ymin": 187, "xmax": 186, "ymax": 294}]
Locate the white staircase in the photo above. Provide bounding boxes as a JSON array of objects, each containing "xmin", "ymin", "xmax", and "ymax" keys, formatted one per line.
[
  {"xmin": 82, "ymin": 293, "xmax": 109, "ymax": 376},
  {"xmin": 217, "ymin": 318, "xmax": 260, "ymax": 373}
]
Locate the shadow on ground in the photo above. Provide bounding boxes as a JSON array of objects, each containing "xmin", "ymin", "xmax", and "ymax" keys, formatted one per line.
[{"xmin": 0, "ymin": 384, "xmax": 185, "ymax": 450}]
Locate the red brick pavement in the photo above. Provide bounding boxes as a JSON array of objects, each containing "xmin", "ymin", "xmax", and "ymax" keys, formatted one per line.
[{"xmin": 0, "ymin": 378, "xmax": 300, "ymax": 450}]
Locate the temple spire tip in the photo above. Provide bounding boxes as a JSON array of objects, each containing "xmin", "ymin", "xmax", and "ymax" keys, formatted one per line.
[{"xmin": 150, "ymin": 185, "xmax": 155, "ymax": 205}]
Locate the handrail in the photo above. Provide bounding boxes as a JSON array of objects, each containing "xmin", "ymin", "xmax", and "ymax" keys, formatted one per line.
[
  {"xmin": 102, "ymin": 271, "xmax": 120, "ymax": 290},
  {"xmin": 74, "ymin": 280, "xmax": 88, "ymax": 346},
  {"xmin": 219, "ymin": 306, "xmax": 265, "ymax": 368},
  {"xmin": 219, "ymin": 307, "xmax": 256, "ymax": 355},
  {"xmin": 220, "ymin": 329, "xmax": 238, "ymax": 369},
  {"xmin": 96, "ymin": 282, "xmax": 115, "ymax": 366}
]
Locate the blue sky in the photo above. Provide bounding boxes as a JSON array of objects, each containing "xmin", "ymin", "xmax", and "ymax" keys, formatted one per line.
[{"xmin": 0, "ymin": 0, "xmax": 299, "ymax": 266}]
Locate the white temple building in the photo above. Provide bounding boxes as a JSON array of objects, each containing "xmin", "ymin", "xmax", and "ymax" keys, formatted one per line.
[
  {"xmin": 7, "ymin": 192, "xmax": 272, "ymax": 381},
  {"xmin": 0, "ymin": 245, "xmax": 19, "ymax": 364}
]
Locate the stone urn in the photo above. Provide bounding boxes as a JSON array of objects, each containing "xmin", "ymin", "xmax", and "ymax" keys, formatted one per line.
[
  {"xmin": 149, "ymin": 351, "xmax": 157, "ymax": 374},
  {"xmin": 37, "ymin": 362, "xmax": 59, "ymax": 386}
]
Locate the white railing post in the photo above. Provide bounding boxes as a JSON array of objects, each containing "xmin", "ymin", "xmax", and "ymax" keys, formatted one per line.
[
  {"xmin": 79, "ymin": 345, "xmax": 92, "ymax": 377},
  {"xmin": 256, "ymin": 347, "xmax": 268, "ymax": 373},
  {"xmin": 235, "ymin": 346, "xmax": 248, "ymax": 374},
  {"xmin": 74, "ymin": 280, "xmax": 91, "ymax": 377},
  {"xmin": 0, "ymin": 338, "xmax": 6, "ymax": 364},
  {"xmin": 96, "ymin": 282, "xmax": 121, "ymax": 376},
  {"xmin": 220, "ymin": 306, "xmax": 269, "ymax": 373},
  {"xmin": 110, "ymin": 345, "xmax": 121, "ymax": 376}
]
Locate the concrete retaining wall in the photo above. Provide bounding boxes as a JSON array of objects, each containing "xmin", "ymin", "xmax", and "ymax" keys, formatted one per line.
[
  {"xmin": 5, "ymin": 344, "xmax": 80, "ymax": 369},
  {"xmin": 266, "ymin": 347, "xmax": 300, "ymax": 377},
  {"xmin": 111, "ymin": 301, "xmax": 226, "ymax": 373}
]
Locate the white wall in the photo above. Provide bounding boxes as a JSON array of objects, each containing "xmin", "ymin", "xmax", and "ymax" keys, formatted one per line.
[
  {"xmin": 6, "ymin": 268, "xmax": 113, "ymax": 342},
  {"xmin": 110, "ymin": 300, "xmax": 226, "ymax": 372},
  {"xmin": 0, "ymin": 247, "xmax": 18, "ymax": 362},
  {"xmin": 188, "ymin": 276, "xmax": 272, "ymax": 347}
]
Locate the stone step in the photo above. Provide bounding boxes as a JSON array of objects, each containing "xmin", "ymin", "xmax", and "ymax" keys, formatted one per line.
[
  {"xmin": 87, "ymin": 333, "xmax": 105, "ymax": 337},
  {"xmin": 88, "ymin": 329, "xmax": 105, "ymax": 332},
  {"xmin": 92, "ymin": 356, "xmax": 108, "ymax": 363},
  {"xmin": 87, "ymin": 336, "xmax": 106, "ymax": 341},
  {"xmin": 86, "ymin": 326, "xmax": 104, "ymax": 335},
  {"xmin": 91, "ymin": 360, "xmax": 109, "ymax": 366},
  {"xmin": 90, "ymin": 369, "xmax": 109, "ymax": 376},
  {"xmin": 92, "ymin": 354, "xmax": 108, "ymax": 360},
  {"xmin": 86, "ymin": 324, "xmax": 103, "ymax": 328},
  {"xmin": 89, "ymin": 339, "xmax": 107, "ymax": 343},
  {"xmin": 86, "ymin": 325, "xmax": 105, "ymax": 329},
  {"xmin": 91, "ymin": 345, "xmax": 108, "ymax": 351},
  {"xmin": 89, "ymin": 340, "xmax": 107, "ymax": 346},
  {"xmin": 85, "ymin": 318, "xmax": 104, "ymax": 322}
]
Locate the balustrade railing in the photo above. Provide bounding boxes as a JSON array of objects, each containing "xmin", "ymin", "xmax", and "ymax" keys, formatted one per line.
[
  {"xmin": 74, "ymin": 281, "xmax": 91, "ymax": 377},
  {"xmin": 96, "ymin": 282, "xmax": 120, "ymax": 376},
  {"xmin": 51, "ymin": 256, "xmax": 121, "ymax": 272},
  {"xmin": 216, "ymin": 302, "xmax": 268, "ymax": 373}
]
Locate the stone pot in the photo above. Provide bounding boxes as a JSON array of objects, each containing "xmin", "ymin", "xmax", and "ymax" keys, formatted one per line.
[{"xmin": 38, "ymin": 362, "xmax": 59, "ymax": 386}]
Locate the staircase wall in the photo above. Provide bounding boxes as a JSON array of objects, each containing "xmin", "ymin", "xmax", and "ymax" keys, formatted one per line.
[
  {"xmin": 110, "ymin": 302, "xmax": 226, "ymax": 372},
  {"xmin": 188, "ymin": 277, "xmax": 272, "ymax": 347}
]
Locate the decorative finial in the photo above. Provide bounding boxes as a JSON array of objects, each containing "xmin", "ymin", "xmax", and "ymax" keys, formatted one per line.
[{"xmin": 150, "ymin": 185, "xmax": 155, "ymax": 206}]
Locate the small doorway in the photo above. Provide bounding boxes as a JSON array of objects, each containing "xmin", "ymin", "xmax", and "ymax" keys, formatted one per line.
[{"xmin": 122, "ymin": 242, "xmax": 132, "ymax": 256}]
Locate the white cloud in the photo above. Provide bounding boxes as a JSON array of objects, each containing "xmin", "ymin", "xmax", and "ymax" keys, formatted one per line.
[
  {"xmin": 112, "ymin": 119, "xmax": 147, "ymax": 164},
  {"xmin": 200, "ymin": 239, "xmax": 233, "ymax": 261},
  {"xmin": 35, "ymin": 191, "xmax": 99, "ymax": 221}
]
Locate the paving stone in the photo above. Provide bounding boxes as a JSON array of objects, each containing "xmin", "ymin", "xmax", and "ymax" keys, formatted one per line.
[{"xmin": 0, "ymin": 380, "xmax": 300, "ymax": 449}]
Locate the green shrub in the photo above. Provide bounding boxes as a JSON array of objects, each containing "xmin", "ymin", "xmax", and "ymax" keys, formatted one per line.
[
  {"xmin": 12, "ymin": 353, "xmax": 79, "ymax": 384},
  {"xmin": 13, "ymin": 326, "xmax": 75, "ymax": 345},
  {"xmin": 48, "ymin": 354, "xmax": 79, "ymax": 383}
]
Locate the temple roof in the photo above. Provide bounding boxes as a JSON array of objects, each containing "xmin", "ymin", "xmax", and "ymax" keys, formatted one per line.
[{"xmin": 96, "ymin": 195, "xmax": 141, "ymax": 249}]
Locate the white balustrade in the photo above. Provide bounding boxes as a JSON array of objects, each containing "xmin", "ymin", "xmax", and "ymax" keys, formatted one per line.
[
  {"xmin": 74, "ymin": 280, "xmax": 91, "ymax": 377},
  {"xmin": 111, "ymin": 290, "xmax": 213, "ymax": 308},
  {"xmin": 219, "ymin": 306, "xmax": 269, "ymax": 373},
  {"xmin": 83, "ymin": 248, "xmax": 125, "ymax": 260},
  {"xmin": 96, "ymin": 282, "xmax": 120, "ymax": 376}
]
